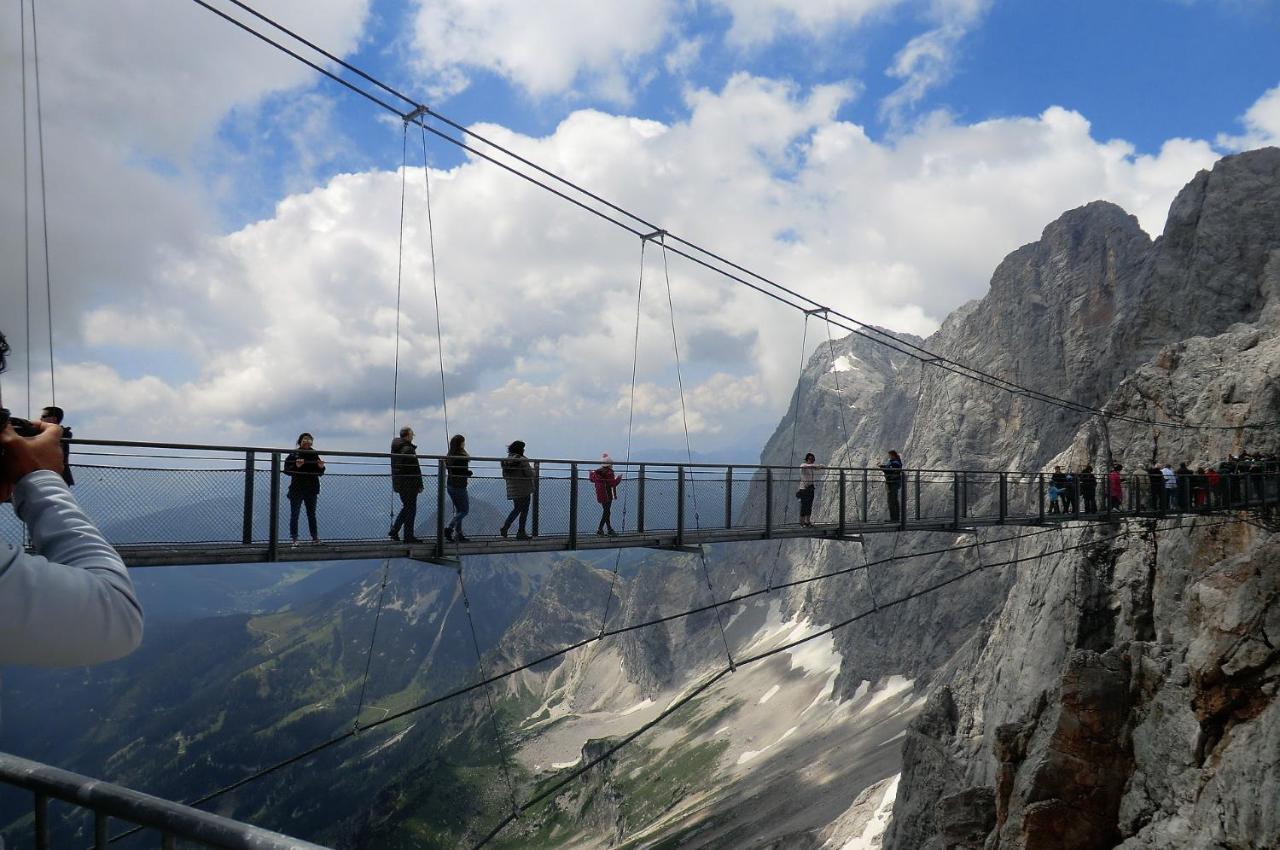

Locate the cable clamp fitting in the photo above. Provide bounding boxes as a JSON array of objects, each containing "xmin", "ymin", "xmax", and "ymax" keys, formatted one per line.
[
  {"xmin": 403, "ymin": 104, "xmax": 429, "ymax": 123},
  {"xmin": 804, "ymin": 306, "xmax": 830, "ymax": 316},
  {"xmin": 641, "ymin": 229, "xmax": 667, "ymax": 243}
]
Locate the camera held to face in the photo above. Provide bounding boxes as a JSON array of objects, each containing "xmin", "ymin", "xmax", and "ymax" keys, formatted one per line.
[{"xmin": 0, "ymin": 408, "xmax": 42, "ymax": 438}]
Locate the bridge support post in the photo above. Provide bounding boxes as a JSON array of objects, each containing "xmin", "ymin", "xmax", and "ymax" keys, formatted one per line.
[
  {"xmin": 532, "ymin": 461, "xmax": 541, "ymax": 538},
  {"xmin": 725, "ymin": 466, "xmax": 733, "ymax": 530},
  {"xmin": 242, "ymin": 450, "xmax": 255, "ymax": 544},
  {"xmin": 861, "ymin": 469, "xmax": 868, "ymax": 523},
  {"xmin": 765, "ymin": 469, "xmax": 774, "ymax": 538},
  {"xmin": 637, "ymin": 464, "xmax": 646, "ymax": 533},
  {"xmin": 899, "ymin": 473, "xmax": 907, "ymax": 531},
  {"xmin": 267, "ymin": 452, "xmax": 281, "ymax": 562},
  {"xmin": 952, "ymin": 472, "xmax": 960, "ymax": 529},
  {"xmin": 998, "ymin": 472, "xmax": 1008, "ymax": 523},
  {"xmin": 35, "ymin": 792, "xmax": 48, "ymax": 850},
  {"xmin": 677, "ymin": 465, "xmax": 686, "ymax": 545},
  {"xmin": 1038, "ymin": 472, "xmax": 1046, "ymax": 524},
  {"xmin": 569, "ymin": 462, "xmax": 579, "ymax": 550},
  {"xmin": 838, "ymin": 469, "xmax": 847, "ymax": 536},
  {"xmin": 435, "ymin": 459, "xmax": 446, "ymax": 558},
  {"xmin": 914, "ymin": 470, "xmax": 921, "ymax": 521}
]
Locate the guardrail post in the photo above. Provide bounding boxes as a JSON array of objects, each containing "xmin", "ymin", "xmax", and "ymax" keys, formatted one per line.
[
  {"xmin": 838, "ymin": 469, "xmax": 847, "ymax": 536},
  {"xmin": 162, "ymin": 834, "xmax": 176, "ymax": 850},
  {"xmin": 899, "ymin": 474, "xmax": 907, "ymax": 531},
  {"xmin": 242, "ymin": 450, "xmax": 255, "ymax": 544},
  {"xmin": 35, "ymin": 792, "xmax": 48, "ymax": 850},
  {"xmin": 765, "ymin": 469, "xmax": 774, "ymax": 538},
  {"xmin": 1072, "ymin": 476, "xmax": 1080, "ymax": 518},
  {"xmin": 569, "ymin": 463, "xmax": 579, "ymax": 549},
  {"xmin": 435, "ymin": 459, "xmax": 446, "ymax": 558},
  {"xmin": 677, "ymin": 465, "xmax": 686, "ymax": 545},
  {"xmin": 532, "ymin": 461, "xmax": 541, "ymax": 538},
  {"xmin": 724, "ymin": 466, "xmax": 733, "ymax": 529},
  {"xmin": 861, "ymin": 469, "xmax": 868, "ymax": 523},
  {"xmin": 267, "ymin": 452, "xmax": 281, "ymax": 561},
  {"xmin": 637, "ymin": 464, "xmax": 646, "ymax": 533},
  {"xmin": 952, "ymin": 472, "xmax": 961, "ymax": 529},
  {"xmin": 962, "ymin": 471, "xmax": 970, "ymax": 518},
  {"xmin": 1038, "ymin": 472, "xmax": 1046, "ymax": 523},
  {"xmin": 914, "ymin": 470, "xmax": 922, "ymax": 520},
  {"xmin": 999, "ymin": 472, "xmax": 1008, "ymax": 523}
]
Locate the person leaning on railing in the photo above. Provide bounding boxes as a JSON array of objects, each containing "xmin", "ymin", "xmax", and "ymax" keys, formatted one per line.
[{"xmin": 0, "ymin": 331, "xmax": 142, "ymax": 666}]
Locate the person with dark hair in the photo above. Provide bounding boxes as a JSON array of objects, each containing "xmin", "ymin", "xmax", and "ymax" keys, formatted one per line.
[
  {"xmin": 797, "ymin": 452, "xmax": 822, "ymax": 527},
  {"xmin": 444, "ymin": 434, "xmax": 472, "ymax": 542},
  {"xmin": 1204, "ymin": 465, "xmax": 1222, "ymax": 508},
  {"xmin": 1147, "ymin": 466, "xmax": 1164, "ymax": 512},
  {"xmin": 39, "ymin": 406, "xmax": 74, "ymax": 486},
  {"xmin": 499, "ymin": 440, "xmax": 534, "ymax": 540},
  {"xmin": 283, "ymin": 432, "xmax": 325, "ymax": 545},
  {"xmin": 880, "ymin": 450, "xmax": 903, "ymax": 522},
  {"xmin": 1079, "ymin": 465, "xmax": 1098, "ymax": 514},
  {"xmin": 0, "ymin": 330, "xmax": 142, "ymax": 665},
  {"xmin": 589, "ymin": 453, "xmax": 622, "ymax": 536},
  {"xmin": 1176, "ymin": 462, "xmax": 1194, "ymax": 511},
  {"xmin": 388, "ymin": 426, "xmax": 423, "ymax": 543},
  {"xmin": 1049, "ymin": 466, "xmax": 1068, "ymax": 514}
]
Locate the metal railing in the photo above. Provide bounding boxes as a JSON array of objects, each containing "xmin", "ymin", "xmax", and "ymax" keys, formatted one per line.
[
  {"xmin": 3, "ymin": 439, "xmax": 1275, "ymax": 561},
  {"xmin": 0, "ymin": 751, "xmax": 328, "ymax": 849}
]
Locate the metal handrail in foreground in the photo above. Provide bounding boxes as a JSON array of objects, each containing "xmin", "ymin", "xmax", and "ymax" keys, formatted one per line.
[{"xmin": 0, "ymin": 751, "xmax": 330, "ymax": 849}]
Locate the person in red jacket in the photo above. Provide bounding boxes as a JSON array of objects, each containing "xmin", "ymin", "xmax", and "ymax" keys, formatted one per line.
[
  {"xmin": 589, "ymin": 453, "xmax": 622, "ymax": 536},
  {"xmin": 1107, "ymin": 463, "xmax": 1124, "ymax": 511}
]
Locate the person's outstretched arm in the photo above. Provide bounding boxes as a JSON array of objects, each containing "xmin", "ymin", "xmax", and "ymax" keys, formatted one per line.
[{"xmin": 0, "ymin": 425, "xmax": 143, "ymax": 667}]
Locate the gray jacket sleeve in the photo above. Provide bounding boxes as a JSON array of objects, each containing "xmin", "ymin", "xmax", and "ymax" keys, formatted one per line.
[{"xmin": 0, "ymin": 470, "xmax": 143, "ymax": 667}]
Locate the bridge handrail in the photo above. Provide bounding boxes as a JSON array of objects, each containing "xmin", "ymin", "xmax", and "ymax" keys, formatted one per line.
[
  {"xmin": 0, "ymin": 751, "xmax": 329, "ymax": 849},
  {"xmin": 66, "ymin": 437, "xmax": 1269, "ymax": 477}
]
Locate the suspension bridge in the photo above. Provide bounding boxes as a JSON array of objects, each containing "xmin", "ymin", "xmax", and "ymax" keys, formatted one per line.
[{"xmin": 5, "ymin": 0, "xmax": 1278, "ymax": 848}]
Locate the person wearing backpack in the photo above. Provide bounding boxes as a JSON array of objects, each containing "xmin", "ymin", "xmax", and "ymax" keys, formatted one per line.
[
  {"xmin": 499, "ymin": 440, "xmax": 535, "ymax": 540},
  {"xmin": 589, "ymin": 454, "xmax": 622, "ymax": 536}
]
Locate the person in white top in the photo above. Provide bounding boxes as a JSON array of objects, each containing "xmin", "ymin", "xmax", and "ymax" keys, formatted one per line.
[
  {"xmin": 0, "ymin": 331, "xmax": 142, "ymax": 667},
  {"xmin": 1161, "ymin": 463, "xmax": 1177, "ymax": 512},
  {"xmin": 798, "ymin": 452, "xmax": 823, "ymax": 527}
]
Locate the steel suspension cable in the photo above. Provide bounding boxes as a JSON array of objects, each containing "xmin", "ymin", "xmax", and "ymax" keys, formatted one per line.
[
  {"xmin": 390, "ymin": 124, "xmax": 408, "ymax": 437},
  {"xmin": 351, "ymin": 561, "xmax": 394, "ymax": 729},
  {"xmin": 20, "ymin": 0, "xmax": 31, "ymax": 415},
  {"xmin": 458, "ymin": 567, "xmax": 521, "ymax": 818},
  {"xmin": 30, "ymin": 0, "xmax": 55, "ymax": 404},
  {"xmin": 107, "ymin": 514, "xmax": 1239, "ymax": 845},
  {"xmin": 659, "ymin": 238, "xmax": 735, "ymax": 669},
  {"xmin": 190, "ymin": 0, "xmax": 1279, "ymax": 432},
  {"xmin": 765, "ymin": 314, "xmax": 811, "ymax": 592},
  {"xmin": 471, "ymin": 515, "xmax": 1246, "ymax": 848},
  {"xmin": 598, "ymin": 239, "xmax": 647, "ymax": 635},
  {"xmin": 419, "ymin": 123, "xmax": 451, "ymax": 442}
]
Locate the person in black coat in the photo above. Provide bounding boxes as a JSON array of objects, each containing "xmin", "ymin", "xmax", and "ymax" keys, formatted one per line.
[
  {"xmin": 1079, "ymin": 465, "xmax": 1098, "ymax": 513},
  {"xmin": 283, "ymin": 432, "xmax": 325, "ymax": 544},
  {"xmin": 39, "ymin": 406, "xmax": 74, "ymax": 487},
  {"xmin": 880, "ymin": 450, "xmax": 903, "ymax": 521},
  {"xmin": 389, "ymin": 427, "xmax": 423, "ymax": 543}
]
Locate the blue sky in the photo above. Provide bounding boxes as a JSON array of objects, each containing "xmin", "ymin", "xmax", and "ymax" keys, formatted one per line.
[{"xmin": 2, "ymin": 0, "xmax": 1278, "ymax": 457}]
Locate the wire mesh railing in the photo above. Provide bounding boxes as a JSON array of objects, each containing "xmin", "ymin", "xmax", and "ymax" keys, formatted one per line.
[{"xmin": 3, "ymin": 439, "xmax": 1276, "ymax": 562}]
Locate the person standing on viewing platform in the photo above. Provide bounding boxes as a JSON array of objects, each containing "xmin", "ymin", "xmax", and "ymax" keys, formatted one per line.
[
  {"xmin": 1107, "ymin": 463, "xmax": 1125, "ymax": 511},
  {"xmin": 388, "ymin": 426, "xmax": 423, "ymax": 544},
  {"xmin": 444, "ymin": 434, "xmax": 472, "ymax": 542},
  {"xmin": 1049, "ymin": 466, "xmax": 1068, "ymax": 514},
  {"xmin": 1162, "ymin": 463, "xmax": 1177, "ymax": 512},
  {"xmin": 880, "ymin": 450, "xmax": 903, "ymax": 522},
  {"xmin": 1205, "ymin": 465, "xmax": 1222, "ymax": 507},
  {"xmin": 1176, "ymin": 462, "xmax": 1194, "ymax": 511},
  {"xmin": 283, "ymin": 432, "xmax": 325, "ymax": 546},
  {"xmin": 590, "ymin": 453, "xmax": 621, "ymax": 536},
  {"xmin": 499, "ymin": 440, "xmax": 534, "ymax": 540},
  {"xmin": 797, "ymin": 452, "xmax": 822, "ymax": 527},
  {"xmin": 1146, "ymin": 466, "xmax": 1164, "ymax": 511},
  {"xmin": 39, "ymin": 406, "xmax": 74, "ymax": 487},
  {"xmin": 1079, "ymin": 465, "xmax": 1098, "ymax": 513},
  {"xmin": 0, "ymin": 331, "xmax": 143, "ymax": 666}
]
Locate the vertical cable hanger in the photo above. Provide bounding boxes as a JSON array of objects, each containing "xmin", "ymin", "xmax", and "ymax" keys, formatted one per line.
[
  {"xmin": 418, "ymin": 120, "xmax": 450, "ymax": 445},
  {"xmin": 657, "ymin": 235, "xmax": 735, "ymax": 670},
  {"xmin": 29, "ymin": 0, "xmax": 55, "ymax": 404},
  {"xmin": 20, "ymin": 0, "xmax": 32, "ymax": 415}
]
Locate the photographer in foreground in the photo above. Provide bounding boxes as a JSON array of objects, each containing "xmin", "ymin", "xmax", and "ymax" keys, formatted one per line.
[{"xmin": 0, "ymin": 332, "xmax": 142, "ymax": 666}]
